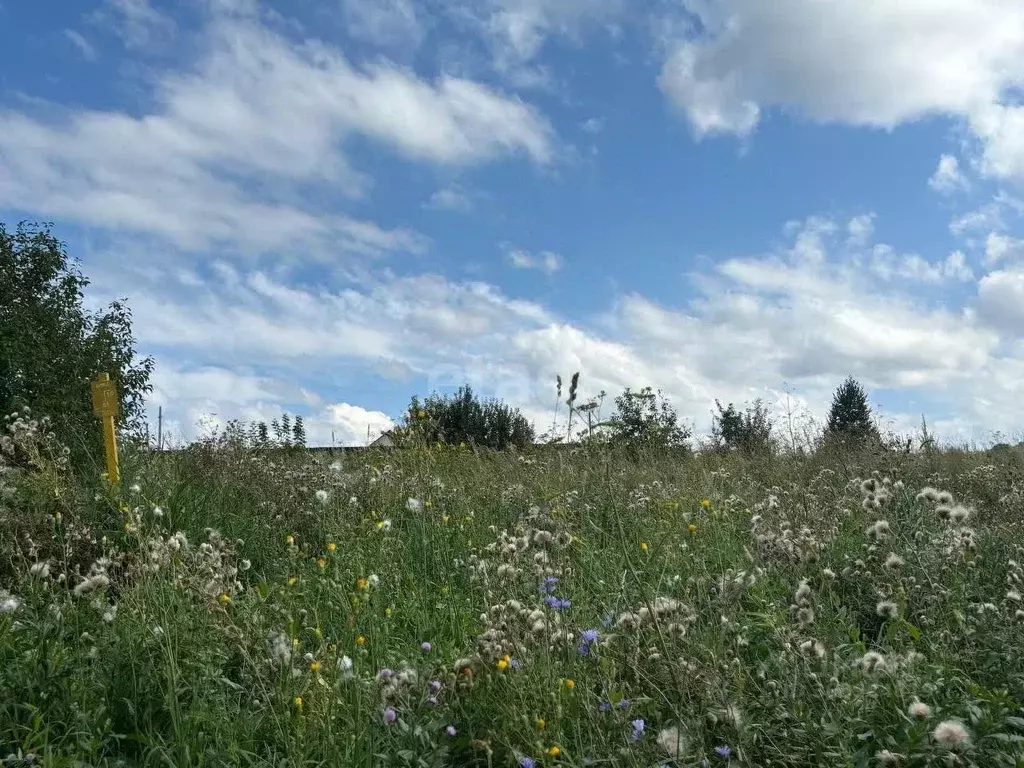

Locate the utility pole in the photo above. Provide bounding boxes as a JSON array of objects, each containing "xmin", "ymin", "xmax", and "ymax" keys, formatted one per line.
[{"xmin": 157, "ymin": 406, "xmax": 163, "ymax": 451}]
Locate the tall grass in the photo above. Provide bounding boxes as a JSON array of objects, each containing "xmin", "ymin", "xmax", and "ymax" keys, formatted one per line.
[{"xmin": 2, "ymin": 410, "xmax": 1024, "ymax": 766}]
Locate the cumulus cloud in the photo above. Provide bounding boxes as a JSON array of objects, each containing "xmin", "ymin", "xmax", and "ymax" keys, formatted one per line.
[
  {"xmin": 96, "ymin": 213, "xmax": 1023, "ymax": 445},
  {"xmin": 658, "ymin": 0, "xmax": 1024, "ymax": 180},
  {"xmin": 506, "ymin": 247, "xmax": 563, "ymax": 274},
  {"xmin": 929, "ymin": 154, "xmax": 969, "ymax": 194},
  {"xmin": 0, "ymin": 11, "xmax": 555, "ymax": 254}
]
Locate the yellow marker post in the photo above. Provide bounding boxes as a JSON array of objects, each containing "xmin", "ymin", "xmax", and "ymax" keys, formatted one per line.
[{"xmin": 91, "ymin": 372, "xmax": 120, "ymax": 485}]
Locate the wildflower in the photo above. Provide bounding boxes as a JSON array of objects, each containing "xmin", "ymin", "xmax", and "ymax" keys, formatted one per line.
[
  {"xmin": 876, "ymin": 749, "xmax": 901, "ymax": 765},
  {"xmin": 932, "ymin": 719, "xmax": 970, "ymax": 749},
  {"xmin": 519, "ymin": 759, "xmax": 536, "ymax": 768},
  {"xmin": 287, "ymin": 576, "xmax": 297, "ymax": 586},
  {"xmin": 218, "ymin": 592, "xmax": 231, "ymax": 605},
  {"xmin": 368, "ymin": 574, "xmax": 380, "ymax": 588},
  {"xmin": 884, "ymin": 553, "xmax": 904, "ymax": 569},
  {"xmin": 29, "ymin": 562, "xmax": 50, "ymax": 579},
  {"xmin": 859, "ymin": 651, "xmax": 887, "ymax": 674},
  {"xmin": 701, "ymin": 498, "xmax": 711, "ymax": 509},
  {"xmin": 581, "ymin": 628, "xmax": 599, "ymax": 643},
  {"xmin": 327, "ymin": 542, "xmax": 336, "ymax": 552},
  {"xmin": 799, "ymin": 639, "xmax": 826, "ymax": 659},
  {"xmin": 715, "ymin": 746, "xmax": 731, "ymax": 759},
  {"xmin": 315, "ymin": 490, "xmax": 329, "ymax": 504},
  {"xmin": 407, "ymin": 498, "xmax": 423, "ymax": 511},
  {"xmin": 317, "ymin": 558, "xmax": 326, "ymax": 569},
  {"xmin": 294, "ymin": 696, "xmax": 303, "ymax": 710},
  {"xmin": 563, "ymin": 678, "xmax": 575, "ymax": 690},
  {"xmin": 377, "ymin": 519, "xmax": 392, "ymax": 532},
  {"xmin": 866, "ymin": 520, "xmax": 890, "ymax": 539},
  {"xmin": 0, "ymin": 591, "xmax": 22, "ymax": 614},
  {"xmin": 73, "ymin": 574, "xmax": 110, "ymax": 597},
  {"xmin": 539, "ymin": 576, "xmax": 559, "ymax": 593},
  {"xmin": 908, "ymin": 701, "xmax": 932, "ymax": 720},
  {"xmin": 547, "ymin": 746, "xmax": 561, "ymax": 757},
  {"xmin": 429, "ymin": 680, "xmax": 442, "ymax": 693},
  {"xmin": 496, "ymin": 658, "xmax": 509, "ymax": 671},
  {"xmin": 658, "ymin": 726, "xmax": 683, "ymax": 756},
  {"xmin": 640, "ymin": 542, "xmax": 649, "ymax": 552},
  {"xmin": 383, "ymin": 707, "xmax": 397, "ymax": 724},
  {"xmin": 421, "ymin": 641, "xmax": 432, "ymax": 653},
  {"xmin": 356, "ymin": 635, "xmax": 366, "ymax": 646},
  {"xmin": 286, "ymin": 535, "xmax": 295, "ymax": 546},
  {"xmin": 536, "ymin": 718, "xmax": 545, "ymax": 729},
  {"xmin": 338, "ymin": 655, "xmax": 354, "ymax": 676},
  {"xmin": 130, "ymin": 483, "xmax": 141, "ymax": 493},
  {"xmin": 445, "ymin": 725, "xmax": 457, "ymax": 737},
  {"xmin": 630, "ymin": 719, "xmax": 645, "ymax": 742},
  {"xmin": 688, "ymin": 523, "xmax": 698, "ymax": 535},
  {"xmin": 876, "ymin": 601, "xmax": 899, "ymax": 620}
]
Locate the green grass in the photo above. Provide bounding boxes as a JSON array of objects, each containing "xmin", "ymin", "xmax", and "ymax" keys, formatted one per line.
[{"xmin": 3, "ymin": 421, "xmax": 1024, "ymax": 766}]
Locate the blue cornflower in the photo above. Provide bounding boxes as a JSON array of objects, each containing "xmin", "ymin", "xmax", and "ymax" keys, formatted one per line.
[
  {"xmin": 715, "ymin": 746, "xmax": 732, "ymax": 759},
  {"xmin": 544, "ymin": 595, "xmax": 572, "ymax": 610},
  {"xmin": 630, "ymin": 719, "xmax": 645, "ymax": 742},
  {"xmin": 580, "ymin": 628, "xmax": 599, "ymax": 644},
  {"xmin": 509, "ymin": 658, "xmax": 522, "ymax": 670},
  {"xmin": 599, "ymin": 701, "xmax": 611, "ymax": 712},
  {"xmin": 617, "ymin": 699, "xmax": 631, "ymax": 709},
  {"xmin": 519, "ymin": 758, "xmax": 537, "ymax": 768},
  {"xmin": 602, "ymin": 613, "xmax": 615, "ymax": 627},
  {"xmin": 538, "ymin": 576, "xmax": 559, "ymax": 593}
]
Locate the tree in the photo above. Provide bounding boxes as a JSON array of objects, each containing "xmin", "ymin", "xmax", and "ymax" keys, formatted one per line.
[
  {"xmin": 711, "ymin": 398, "xmax": 774, "ymax": 453},
  {"xmin": 292, "ymin": 415, "xmax": 307, "ymax": 447},
  {"xmin": 603, "ymin": 387, "xmax": 690, "ymax": 452},
  {"xmin": 397, "ymin": 385, "xmax": 534, "ymax": 450},
  {"xmin": 824, "ymin": 376, "xmax": 879, "ymax": 446},
  {"xmin": 0, "ymin": 221, "xmax": 153, "ymax": 466}
]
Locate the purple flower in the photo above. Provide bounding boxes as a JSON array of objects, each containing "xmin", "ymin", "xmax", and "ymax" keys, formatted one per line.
[
  {"xmin": 544, "ymin": 596, "xmax": 572, "ymax": 610},
  {"xmin": 519, "ymin": 759, "xmax": 536, "ymax": 768},
  {"xmin": 577, "ymin": 642, "xmax": 591, "ymax": 656},
  {"xmin": 581, "ymin": 629, "xmax": 599, "ymax": 644},
  {"xmin": 599, "ymin": 701, "xmax": 611, "ymax": 712},
  {"xmin": 377, "ymin": 668, "xmax": 394, "ymax": 681},
  {"xmin": 631, "ymin": 718, "xmax": 645, "ymax": 742},
  {"xmin": 383, "ymin": 707, "xmax": 397, "ymax": 724},
  {"xmin": 617, "ymin": 699, "xmax": 631, "ymax": 710},
  {"xmin": 539, "ymin": 576, "xmax": 559, "ymax": 593},
  {"xmin": 509, "ymin": 658, "xmax": 522, "ymax": 670},
  {"xmin": 445, "ymin": 725, "xmax": 457, "ymax": 737},
  {"xmin": 429, "ymin": 679, "xmax": 442, "ymax": 693},
  {"xmin": 715, "ymin": 746, "xmax": 731, "ymax": 759},
  {"xmin": 420, "ymin": 642, "xmax": 432, "ymax": 653}
]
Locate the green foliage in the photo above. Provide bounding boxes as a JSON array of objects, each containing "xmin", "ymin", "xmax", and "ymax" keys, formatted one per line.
[
  {"xmin": 711, "ymin": 398, "xmax": 774, "ymax": 453},
  {"xmin": 397, "ymin": 385, "xmax": 534, "ymax": 450},
  {"xmin": 603, "ymin": 386, "xmax": 690, "ymax": 451},
  {"xmin": 292, "ymin": 415, "xmax": 307, "ymax": 448},
  {"xmin": 0, "ymin": 222, "xmax": 153, "ymax": 467},
  {"xmin": 825, "ymin": 376, "xmax": 880, "ymax": 447}
]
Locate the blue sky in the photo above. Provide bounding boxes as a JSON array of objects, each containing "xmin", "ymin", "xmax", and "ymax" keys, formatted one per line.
[{"xmin": 2, "ymin": 0, "xmax": 1024, "ymax": 446}]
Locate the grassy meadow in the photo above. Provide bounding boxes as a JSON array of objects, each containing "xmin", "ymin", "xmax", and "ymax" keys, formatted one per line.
[{"xmin": 3, "ymin": 409, "xmax": 1024, "ymax": 767}]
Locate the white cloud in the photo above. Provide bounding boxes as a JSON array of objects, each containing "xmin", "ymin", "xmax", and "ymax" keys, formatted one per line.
[
  {"xmin": 868, "ymin": 246, "xmax": 974, "ymax": 283},
  {"xmin": 506, "ymin": 247, "xmax": 563, "ymax": 274},
  {"xmin": 985, "ymin": 232, "xmax": 1024, "ymax": 265},
  {"xmin": 100, "ymin": 212, "xmax": 1024, "ymax": 446},
  {"xmin": 0, "ymin": 12, "xmax": 554, "ymax": 254},
  {"xmin": 928, "ymin": 154, "xmax": 969, "ymax": 194},
  {"xmin": 847, "ymin": 214, "xmax": 875, "ymax": 246},
  {"xmin": 657, "ymin": 0, "xmax": 1024, "ymax": 180},
  {"xmin": 977, "ymin": 268, "xmax": 1024, "ymax": 334},
  {"xmin": 341, "ymin": 0, "xmax": 425, "ymax": 49},
  {"xmin": 96, "ymin": 0, "xmax": 177, "ymax": 49},
  {"xmin": 308, "ymin": 403, "xmax": 396, "ymax": 446},
  {"xmin": 426, "ymin": 186, "xmax": 473, "ymax": 212},
  {"xmin": 64, "ymin": 30, "xmax": 98, "ymax": 61}
]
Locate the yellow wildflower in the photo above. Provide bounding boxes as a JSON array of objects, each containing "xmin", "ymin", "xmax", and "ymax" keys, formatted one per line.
[
  {"xmin": 317, "ymin": 558, "xmax": 326, "ymax": 569},
  {"xmin": 700, "ymin": 498, "xmax": 711, "ymax": 509},
  {"xmin": 417, "ymin": 410, "xmax": 426, "ymax": 419},
  {"xmin": 357, "ymin": 578, "xmax": 369, "ymax": 590},
  {"xmin": 688, "ymin": 523, "xmax": 698, "ymax": 535},
  {"xmin": 310, "ymin": 661, "xmax": 320, "ymax": 673},
  {"xmin": 425, "ymin": 500, "xmax": 432, "ymax": 508},
  {"xmin": 385, "ymin": 607, "xmax": 393, "ymax": 616},
  {"xmin": 640, "ymin": 542, "xmax": 649, "ymax": 552},
  {"xmin": 536, "ymin": 718, "xmax": 545, "ymax": 730},
  {"xmin": 355, "ymin": 635, "xmax": 366, "ymax": 646},
  {"xmin": 292, "ymin": 638, "xmax": 300, "ymax": 649},
  {"xmin": 286, "ymin": 535, "xmax": 295, "ymax": 546},
  {"xmin": 563, "ymin": 678, "xmax": 575, "ymax": 690},
  {"xmin": 548, "ymin": 746, "xmax": 561, "ymax": 757},
  {"xmin": 218, "ymin": 592, "xmax": 231, "ymax": 605},
  {"xmin": 327, "ymin": 542, "xmax": 336, "ymax": 552},
  {"xmin": 288, "ymin": 576, "xmax": 297, "ymax": 586},
  {"xmin": 294, "ymin": 696, "xmax": 303, "ymax": 710},
  {"xmin": 496, "ymin": 658, "xmax": 509, "ymax": 671}
]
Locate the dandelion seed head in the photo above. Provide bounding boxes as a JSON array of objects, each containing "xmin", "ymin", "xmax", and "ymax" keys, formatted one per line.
[{"xmin": 932, "ymin": 719, "xmax": 970, "ymax": 749}]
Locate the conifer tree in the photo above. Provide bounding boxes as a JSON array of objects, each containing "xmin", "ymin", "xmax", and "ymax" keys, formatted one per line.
[{"xmin": 824, "ymin": 376, "xmax": 878, "ymax": 446}]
